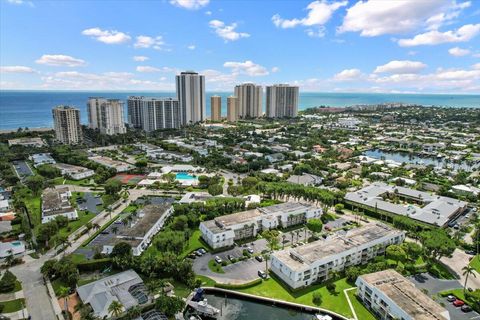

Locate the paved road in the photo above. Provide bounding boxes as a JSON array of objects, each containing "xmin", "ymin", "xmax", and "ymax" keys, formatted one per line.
[
  {"xmin": 442, "ymin": 249, "xmax": 480, "ymax": 290},
  {"xmin": 409, "ymin": 273, "xmax": 462, "ymax": 294}
]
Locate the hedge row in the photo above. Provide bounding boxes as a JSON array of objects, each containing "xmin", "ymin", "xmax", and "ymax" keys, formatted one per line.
[
  {"xmin": 76, "ymin": 258, "xmax": 112, "ymax": 272},
  {"xmin": 214, "ymin": 278, "xmax": 262, "ymax": 290}
]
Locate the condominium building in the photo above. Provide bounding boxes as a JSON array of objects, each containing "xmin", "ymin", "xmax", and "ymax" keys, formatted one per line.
[
  {"xmin": 345, "ymin": 182, "xmax": 467, "ymax": 227},
  {"xmin": 270, "ymin": 223, "xmax": 405, "ymax": 289},
  {"xmin": 127, "ymin": 96, "xmax": 182, "ymax": 132},
  {"xmin": 356, "ymin": 269, "xmax": 450, "ymax": 320},
  {"xmin": 234, "ymin": 83, "xmax": 263, "ymax": 118},
  {"xmin": 266, "ymin": 84, "xmax": 299, "ymax": 118},
  {"xmin": 176, "ymin": 71, "xmax": 206, "ymax": 124},
  {"xmin": 200, "ymin": 203, "xmax": 322, "ymax": 249},
  {"xmin": 210, "ymin": 95, "xmax": 222, "ymax": 121},
  {"xmin": 41, "ymin": 187, "xmax": 78, "ymax": 224},
  {"xmin": 52, "ymin": 105, "xmax": 83, "ymax": 144},
  {"xmin": 87, "ymin": 98, "xmax": 126, "ymax": 135},
  {"xmin": 227, "ymin": 96, "xmax": 238, "ymax": 122}
]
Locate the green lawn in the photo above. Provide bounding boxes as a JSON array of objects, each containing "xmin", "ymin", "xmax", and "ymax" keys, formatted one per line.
[
  {"xmin": 180, "ymin": 230, "xmax": 204, "ymax": 259},
  {"xmin": 25, "ymin": 196, "xmax": 41, "ymax": 227},
  {"xmin": 196, "ymin": 275, "xmax": 216, "ymax": 287},
  {"xmin": 208, "ymin": 259, "xmax": 225, "ymax": 274},
  {"xmin": 346, "ymin": 289, "xmax": 376, "ymax": 320},
  {"xmin": 70, "ymin": 253, "xmax": 88, "ymax": 264},
  {"xmin": 58, "ymin": 211, "xmax": 95, "ymax": 238},
  {"xmin": 0, "ymin": 298, "xmax": 26, "ymax": 313},
  {"xmin": 237, "ymin": 277, "xmax": 355, "ymax": 318},
  {"xmin": 470, "ymin": 255, "xmax": 480, "ymax": 273}
]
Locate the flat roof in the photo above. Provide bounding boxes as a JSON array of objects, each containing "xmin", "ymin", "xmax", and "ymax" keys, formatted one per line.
[
  {"xmin": 359, "ymin": 269, "xmax": 448, "ymax": 320},
  {"xmin": 118, "ymin": 203, "xmax": 173, "ymax": 239},
  {"xmin": 273, "ymin": 223, "xmax": 403, "ymax": 271},
  {"xmin": 345, "ymin": 182, "xmax": 467, "ymax": 226},
  {"xmin": 41, "ymin": 187, "xmax": 75, "ymax": 216}
]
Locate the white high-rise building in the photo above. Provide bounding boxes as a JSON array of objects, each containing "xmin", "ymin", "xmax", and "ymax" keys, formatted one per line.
[
  {"xmin": 234, "ymin": 83, "xmax": 263, "ymax": 118},
  {"xmin": 87, "ymin": 98, "xmax": 126, "ymax": 135},
  {"xmin": 127, "ymin": 96, "xmax": 182, "ymax": 132},
  {"xmin": 266, "ymin": 84, "xmax": 299, "ymax": 118},
  {"xmin": 52, "ymin": 106, "xmax": 83, "ymax": 145},
  {"xmin": 176, "ymin": 71, "xmax": 206, "ymax": 125}
]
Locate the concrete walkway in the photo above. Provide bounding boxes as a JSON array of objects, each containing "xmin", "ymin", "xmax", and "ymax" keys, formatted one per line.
[
  {"xmin": 0, "ymin": 289, "xmax": 24, "ymax": 301},
  {"xmin": 0, "ymin": 308, "xmax": 29, "ymax": 320}
]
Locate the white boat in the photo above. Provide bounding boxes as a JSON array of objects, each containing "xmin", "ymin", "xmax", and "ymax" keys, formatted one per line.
[
  {"xmin": 315, "ymin": 314, "xmax": 333, "ymax": 320},
  {"xmin": 188, "ymin": 299, "xmax": 220, "ymax": 319}
]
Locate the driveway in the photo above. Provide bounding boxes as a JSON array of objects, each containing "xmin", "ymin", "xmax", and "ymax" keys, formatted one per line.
[
  {"xmin": 409, "ymin": 273, "xmax": 462, "ymax": 295},
  {"xmin": 442, "ymin": 249, "xmax": 480, "ymax": 290},
  {"xmin": 77, "ymin": 192, "xmax": 103, "ymax": 214}
]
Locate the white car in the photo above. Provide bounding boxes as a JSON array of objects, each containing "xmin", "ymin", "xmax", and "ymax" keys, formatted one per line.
[
  {"xmin": 214, "ymin": 256, "xmax": 223, "ymax": 264},
  {"xmin": 315, "ymin": 315, "xmax": 333, "ymax": 320}
]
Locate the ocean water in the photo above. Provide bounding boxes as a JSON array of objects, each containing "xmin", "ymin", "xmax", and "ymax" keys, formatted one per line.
[{"xmin": 0, "ymin": 90, "xmax": 479, "ymax": 130}]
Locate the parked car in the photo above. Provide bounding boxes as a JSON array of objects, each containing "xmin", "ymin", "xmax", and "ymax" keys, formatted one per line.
[
  {"xmin": 446, "ymin": 295, "xmax": 456, "ymax": 302},
  {"xmin": 215, "ymin": 256, "xmax": 223, "ymax": 264},
  {"xmin": 198, "ymin": 248, "xmax": 207, "ymax": 254},
  {"xmin": 466, "ymin": 250, "xmax": 476, "ymax": 255},
  {"xmin": 188, "ymin": 253, "xmax": 197, "ymax": 259},
  {"xmin": 228, "ymin": 254, "xmax": 234, "ymax": 261},
  {"xmin": 255, "ymin": 255, "xmax": 264, "ymax": 262},
  {"xmin": 453, "ymin": 299, "xmax": 465, "ymax": 307},
  {"xmin": 247, "ymin": 247, "xmax": 254, "ymax": 254},
  {"xmin": 100, "ymin": 231, "xmax": 109, "ymax": 235},
  {"xmin": 258, "ymin": 270, "xmax": 267, "ymax": 279},
  {"xmin": 461, "ymin": 305, "xmax": 472, "ymax": 312},
  {"xmin": 195, "ymin": 250, "xmax": 203, "ymax": 257}
]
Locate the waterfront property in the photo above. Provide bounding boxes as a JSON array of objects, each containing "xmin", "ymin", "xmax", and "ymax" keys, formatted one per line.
[
  {"xmin": 200, "ymin": 202, "xmax": 322, "ymax": 249},
  {"xmin": 355, "ymin": 269, "xmax": 450, "ymax": 320},
  {"xmin": 77, "ymin": 270, "xmax": 150, "ymax": 319},
  {"xmin": 101, "ymin": 202, "xmax": 174, "ymax": 256},
  {"xmin": 345, "ymin": 182, "xmax": 467, "ymax": 227},
  {"xmin": 52, "ymin": 163, "xmax": 94, "ymax": 180},
  {"xmin": 7, "ymin": 137, "xmax": 46, "ymax": 147},
  {"xmin": 270, "ymin": 223, "xmax": 405, "ymax": 289},
  {"xmin": 41, "ymin": 187, "xmax": 78, "ymax": 224}
]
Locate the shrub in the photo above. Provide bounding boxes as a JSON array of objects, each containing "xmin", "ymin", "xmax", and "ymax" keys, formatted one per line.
[
  {"xmin": 76, "ymin": 258, "xmax": 112, "ymax": 272},
  {"xmin": 326, "ymin": 282, "xmax": 336, "ymax": 293},
  {"xmin": 312, "ymin": 291, "xmax": 322, "ymax": 305},
  {"xmin": 0, "ymin": 271, "xmax": 17, "ymax": 293},
  {"xmin": 214, "ymin": 278, "xmax": 262, "ymax": 289}
]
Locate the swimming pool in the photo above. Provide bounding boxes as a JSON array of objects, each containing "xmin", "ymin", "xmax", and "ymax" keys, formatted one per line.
[
  {"xmin": 11, "ymin": 241, "xmax": 22, "ymax": 246},
  {"xmin": 175, "ymin": 172, "xmax": 197, "ymax": 180}
]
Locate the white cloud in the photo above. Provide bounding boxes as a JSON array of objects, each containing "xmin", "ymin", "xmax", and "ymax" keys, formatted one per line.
[
  {"xmin": 272, "ymin": 0, "xmax": 347, "ymax": 37},
  {"xmin": 82, "ymin": 27, "xmax": 131, "ymax": 44},
  {"xmin": 209, "ymin": 20, "xmax": 250, "ymax": 42},
  {"xmin": 374, "ymin": 60, "xmax": 427, "ymax": 74},
  {"xmin": 0, "ymin": 65, "xmax": 36, "ymax": 73},
  {"xmin": 133, "ymin": 56, "xmax": 149, "ymax": 62},
  {"xmin": 205, "ymin": 11, "xmax": 212, "ymax": 15},
  {"xmin": 136, "ymin": 66, "xmax": 161, "ymax": 73},
  {"xmin": 333, "ymin": 68, "xmax": 362, "ymax": 81},
  {"xmin": 449, "ymin": 47, "xmax": 471, "ymax": 56},
  {"xmin": 6, "ymin": 0, "xmax": 34, "ymax": 6},
  {"xmin": 35, "ymin": 54, "xmax": 86, "ymax": 67},
  {"xmin": 170, "ymin": 0, "xmax": 209, "ymax": 10},
  {"xmin": 271, "ymin": 67, "xmax": 280, "ymax": 73},
  {"xmin": 223, "ymin": 60, "xmax": 269, "ymax": 76},
  {"xmin": 187, "ymin": 44, "xmax": 196, "ymax": 50},
  {"xmin": 339, "ymin": 0, "xmax": 471, "ymax": 36},
  {"xmin": 398, "ymin": 24, "xmax": 480, "ymax": 47},
  {"xmin": 134, "ymin": 35, "xmax": 166, "ymax": 50},
  {"xmin": 473, "ymin": 63, "xmax": 480, "ymax": 70}
]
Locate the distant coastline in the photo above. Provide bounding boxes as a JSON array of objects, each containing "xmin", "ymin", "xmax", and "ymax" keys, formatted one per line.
[{"xmin": 1, "ymin": 90, "xmax": 479, "ymax": 130}]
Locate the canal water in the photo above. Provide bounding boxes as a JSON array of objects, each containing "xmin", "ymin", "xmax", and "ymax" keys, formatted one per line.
[
  {"xmin": 196, "ymin": 293, "xmax": 317, "ymax": 320},
  {"xmin": 364, "ymin": 149, "xmax": 479, "ymax": 171}
]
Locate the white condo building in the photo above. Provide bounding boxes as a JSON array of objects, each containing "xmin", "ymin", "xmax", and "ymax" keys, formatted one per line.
[
  {"xmin": 52, "ymin": 105, "xmax": 83, "ymax": 144},
  {"xmin": 234, "ymin": 83, "xmax": 263, "ymax": 118},
  {"xmin": 176, "ymin": 71, "xmax": 206, "ymax": 124},
  {"xmin": 266, "ymin": 84, "xmax": 299, "ymax": 118},
  {"xmin": 200, "ymin": 203, "xmax": 322, "ymax": 249},
  {"xmin": 127, "ymin": 96, "xmax": 182, "ymax": 132},
  {"xmin": 270, "ymin": 223, "xmax": 405, "ymax": 289},
  {"xmin": 356, "ymin": 269, "xmax": 450, "ymax": 320},
  {"xmin": 41, "ymin": 187, "xmax": 78, "ymax": 224},
  {"xmin": 87, "ymin": 98, "xmax": 126, "ymax": 135}
]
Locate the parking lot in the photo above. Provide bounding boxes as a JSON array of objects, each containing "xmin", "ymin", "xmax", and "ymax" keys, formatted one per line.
[
  {"xmin": 12, "ymin": 160, "xmax": 33, "ymax": 180},
  {"xmin": 77, "ymin": 192, "xmax": 103, "ymax": 214},
  {"xmin": 439, "ymin": 296, "xmax": 480, "ymax": 320}
]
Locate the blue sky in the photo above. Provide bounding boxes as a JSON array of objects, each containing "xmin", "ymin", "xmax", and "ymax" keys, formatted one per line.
[{"xmin": 1, "ymin": 0, "xmax": 479, "ymax": 93}]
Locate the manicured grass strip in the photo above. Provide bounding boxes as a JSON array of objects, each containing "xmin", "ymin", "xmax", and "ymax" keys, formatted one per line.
[
  {"xmin": 58, "ymin": 211, "xmax": 95, "ymax": 238},
  {"xmin": 208, "ymin": 259, "xmax": 225, "ymax": 274},
  {"xmin": 0, "ymin": 298, "xmax": 26, "ymax": 313},
  {"xmin": 346, "ymin": 289, "xmax": 376, "ymax": 320},
  {"xmin": 196, "ymin": 275, "xmax": 216, "ymax": 287},
  {"xmin": 236, "ymin": 276, "xmax": 354, "ymax": 318},
  {"xmin": 215, "ymin": 279, "xmax": 262, "ymax": 290},
  {"xmin": 180, "ymin": 230, "xmax": 204, "ymax": 259},
  {"xmin": 470, "ymin": 255, "xmax": 480, "ymax": 273}
]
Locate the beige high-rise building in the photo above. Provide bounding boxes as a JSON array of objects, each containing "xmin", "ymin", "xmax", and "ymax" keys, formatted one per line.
[
  {"xmin": 210, "ymin": 95, "xmax": 222, "ymax": 121},
  {"xmin": 52, "ymin": 105, "xmax": 83, "ymax": 144},
  {"xmin": 176, "ymin": 71, "xmax": 206, "ymax": 125},
  {"xmin": 227, "ymin": 96, "xmax": 238, "ymax": 122},
  {"xmin": 87, "ymin": 98, "xmax": 126, "ymax": 135},
  {"xmin": 234, "ymin": 83, "xmax": 263, "ymax": 118},
  {"xmin": 266, "ymin": 84, "xmax": 299, "ymax": 118}
]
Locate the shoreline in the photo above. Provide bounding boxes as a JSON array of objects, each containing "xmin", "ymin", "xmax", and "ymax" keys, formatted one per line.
[{"xmin": 0, "ymin": 127, "xmax": 53, "ymax": 134}]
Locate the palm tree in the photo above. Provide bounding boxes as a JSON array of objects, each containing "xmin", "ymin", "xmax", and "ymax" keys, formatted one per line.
[
  {"xmin": 112, "ymin": 226, "xmax": 119, "ymax": 235},
  {"xmin": 462, "ymin": 265, "xmax": 476, "ymax": 295},
  {"xmin": 281, "ymin": 234, "xmax": 286, "ymax": 250},
  {"xmin": 4, "ymin": 250, "xmax": 14, "ymax": 268},
  {"xmin": 108, "ymin": 300, "xmax": 123, "ymax": 318},
  {"xmin": 126, "ymin": 306, "xmax": 141, "ymax": 319},
  {"xmin": 263, "ymin": 253, "xmax": 270, "ymax": 277},
  {"xmin": 58, "ymin": 286, "xmax": 70, "ymax": 320}
]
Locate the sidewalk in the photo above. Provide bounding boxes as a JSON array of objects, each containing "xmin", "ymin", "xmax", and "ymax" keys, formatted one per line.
[{"xmin": 0, "ymin": 308, "xmax": 29, "ymax": 320}]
